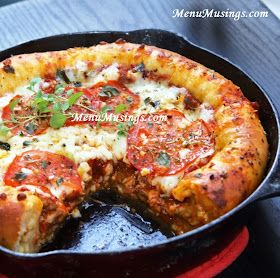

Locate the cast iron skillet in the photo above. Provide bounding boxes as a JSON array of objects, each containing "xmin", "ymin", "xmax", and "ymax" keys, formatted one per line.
[{"xmin": 0, "ymin": 29, "xmax": 279, "ymax": 277}]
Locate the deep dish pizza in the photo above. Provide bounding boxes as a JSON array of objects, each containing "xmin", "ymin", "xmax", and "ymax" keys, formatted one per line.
[{"xmin": 0, "ymin": 40, "xmax": 268, "ymax": 253}]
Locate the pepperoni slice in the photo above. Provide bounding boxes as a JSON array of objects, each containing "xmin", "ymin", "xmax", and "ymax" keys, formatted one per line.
[
  {"xmin": 127, "ymin": 110, "xmax": 214, "ymax": 176},
  {"xmin": 2, "ymin": 95, "xmax": 49, "ymax": 136},
  {"xmin": 63, "ymin": 86, "xmax": 101, "ymax": 126},
  {"xmin": 2, "ymin": 80, "xmax": 139, "ymax": 134},
  {"xmin": 4, "ymin": 150, "xmax": 83, "ymax": 206},
  {"xmin": 88, "ymin": 80, "xmax": 140, "ymax": 114}
]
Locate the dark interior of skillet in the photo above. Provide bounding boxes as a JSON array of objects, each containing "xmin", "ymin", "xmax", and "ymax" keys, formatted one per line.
[{"xmin": 0, "ymin": 29, "xmax": 277, "ymax": 253}]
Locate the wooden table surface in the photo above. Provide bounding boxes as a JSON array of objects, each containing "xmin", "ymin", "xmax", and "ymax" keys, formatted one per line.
[{"xmin": 0, "ymin": 0, "xmax": 280, "ymax": 276}]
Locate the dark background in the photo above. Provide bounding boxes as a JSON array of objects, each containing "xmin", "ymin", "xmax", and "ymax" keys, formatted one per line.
[{"xmin": 0, "ymin": 0, "xmax": 279, "ymax": 277}]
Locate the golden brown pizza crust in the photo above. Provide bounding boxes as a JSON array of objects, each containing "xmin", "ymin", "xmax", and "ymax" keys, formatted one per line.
[
  {"xmin": 0, "ymin": 185, "xmax": 43, "ymax": 252},
  {"xmin": 0, "ymin": 41, "xmax": 269, "ymax": 249}
]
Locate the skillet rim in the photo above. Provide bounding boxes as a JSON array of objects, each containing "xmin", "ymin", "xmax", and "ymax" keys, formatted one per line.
[{"xmin": 0, "ymin": 28, "xmax": 279, "ymax": 258}]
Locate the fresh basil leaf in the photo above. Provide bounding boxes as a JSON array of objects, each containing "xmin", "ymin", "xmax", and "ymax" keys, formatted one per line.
[
  {"xmin": 52, "ymin": 103, "xmax": 62, "ymax": 113},
  {"xmin": 54, "ymin": 84, "xmax": 64, "ymax": 95},
  {"xmin": 9, "ymin": 98, "xmax": 20, "ymax": 111},
  {"xmin": 68, "ymin": 92, "xmax": 83, "ymax": 106},
  {"xmin": 50, "ymin": 113, "xmax": 67, "ymax": 129},
  {"xmin": 61, "ymin": 102, "xmax": 70, "ymax": 112},
  {"xmin": 43, "ymin": 94, "xmax": 55, "ymax": 102},
  {"xmin": 35, "ymin": 90, "xmax": 43, "ymax": 98},
  {"xmin": 99, "ymin": 86, "xmax": 120, "ymax": 97},
  {"xmin": 11, "ymin": 114, "xmax": 18, "ymax": 124},
  {"xmin": 114, "ymin": 104, "xmax": 127, "ymax": 114},
  {"xmin": 127, "ymin": 120, "xmax": 134, "ymax": 127},
  {"xmin": 156, "ymin": 151, "xmax": 170, "ymax": 167},
  {"xmin": 66, "ymin": 89, "xmax": 74, "ymax": 96},
  {"xmin": 0, "ymin": 125, "xmax": 9, "ymax": 136},
  {"xmin": 117, "ymin": 122, "xmax": 127, "ymax": 136},
  {"xmin": 101, "ymin": 105, "xmax": 112, "ymax": 113},
  {"xmin": 27, "ymin": 78, "xmax": 41, "ymax": 91},
  {"xmin": 36, "ymin": 100, "xmax": 50, "ymax": 113}
]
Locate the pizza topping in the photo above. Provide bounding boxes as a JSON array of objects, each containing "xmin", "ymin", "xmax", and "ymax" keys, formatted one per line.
[
  {"xmin": 2, "ymin": 95, "xmax": 50, "ymax": 136},
  {"xmin": 89, "ymin": 80, "xmax": 140, "ymax": 114},
  {"xmin": 4, "ymin": 150, "xmax": 83, "ymax": 205},
  {"xmin": 0, "ymin": 141, "xmax": 10, "ymax": 151},
  {"xmin": 2, "ymin": 59, "xmax": 15, "ymax": 74},
  {"xmin": 56, "ymin": 69, "xmax": 71, "ymax": 84},
  {"xmin": 0, "ymin": 77, "xmax": 141, "ymax": 135},
  {"xmin": 184, "ymin": 91, "xmax": 200, "ymax": 110},
  {"xmin": 156, "ymin": 151, "xmax": 171, "ymax": 167},
  {"xmin": 133, "ymin": 63, "xmax": 145, "ymax": 73},
  {"xmin": 0, "ymin": 193, "xmax": 7, "ymax": 200},
  {"xmin": 17, "ymin": 192, "xmax": 27, "ymax": 201},
  {"xmin": 127, "ymin": 110, "xmax": 215, "ymax": 176},
  {"xmin": 14, "ymin": 171, "xmax": 28, "ymax": 181},
  {"xmin": 98, "ymin": 85, "xmax": 120, "ymax": 97}
]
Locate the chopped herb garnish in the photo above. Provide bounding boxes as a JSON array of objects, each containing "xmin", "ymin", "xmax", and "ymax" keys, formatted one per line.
[
  {"xmin": 41, "ymin": 160, "xmax": 48, "ymax": 169},
  {"xmin": 117, "ymin": 122, "xmax": 127, "ymax": 136},
  {"xmin": 66, "ymin": 89, "xmax": 74, "ymax": 96},
  {"xmin": 127, "ymin": 120, "xmax": 134, "ymax": 127},
  {"xmin": 50, "ymin": 113, "xmax": 67, "ymax": 129},
  {"xmin": 99, "ymin": 85, "xmax": 120, "ymax": 97},
  {"xmin": 27, "ymin": 78, "xmax": 41, "ymax": 92},
  {"xmin": 147, "ymin": 122, "xmax": 153, "ymax": 128},
  {"xmin": 0, "ymin": 124, "xmax": 9, "ymax": 136},
  {"xmin": 56, "ymin": 69, "xmax": 70, "ymax": 84},
  {"xmin": 56, "ymin": 177, "xmax": 64, "ymax": 186},
  {"xmin": 144, "ymin": 97, "xmax": 160, "ymax": 108},
  {"xmin": 114, "ymin": 104, "xmax": 127, "ymax": 114},
  {"xmin": 11, "ymin": 114, "xmax": 18, "ymax": 124},
  {"xmin": 74, "ymin": 82, "xmax": 82, "ymax": 87},
  {"xmin": 0, "ymin": 141, "xmax": 10, "ymax": 151},
  {"xmin": 144, "ymin": 97, "xmax": 151, "ymax": 106},
  {"xmin": 54, "ymin": 84, "xmax": 64, "ymax": 95},
  {"xmin": 25, "ymin": 122, "xmax": 37, "ymax": 135},
  {"xmin": 14, "ymin": 172, "xmax": 28, "ymax": 181},
  {"xmin": 9, "ymin": 98, "xmax": 20, "ymax": 111},
  {"xmin": 134, "ymin": 63, "xmax": 145, "ymax": 72},
  {"xmin": 23, "ymin": 141, "xmax": 32, "ymax": 147},
  {"xmin": 150, "ymin": 100, "xmax": 160, "ymax": 108},
  {"xmin": 156, "ymin": 151, "xmax": 170, "ymax": 167},
  {"xmin": 101, "ymin": 106, "xmax": 112, "ymax": 113},
  {"xmin": 68, "ymin": 92, "xmax": 83, "ymax": 106},
  {"xmin": 126, "ymin": 96, "xmax": 133, "ymax": 104},
  {"xmin": 61, "ymin": 102, "xmax": 70, "ymax": 112}
]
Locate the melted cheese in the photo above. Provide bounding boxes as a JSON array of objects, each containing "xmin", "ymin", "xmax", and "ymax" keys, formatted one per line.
[
  {"xmin": 0, "ymin": 62, "xmax": 215, "ymax": 195},
  {"xmin": 152, "ymin": 173, "xmax": 184, "ymax": 194}
]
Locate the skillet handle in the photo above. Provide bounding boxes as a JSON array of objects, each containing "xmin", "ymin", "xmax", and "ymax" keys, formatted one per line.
[{"xmin": 252, "ymin": 176, "xmax": 280, "ymax": 202}]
